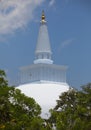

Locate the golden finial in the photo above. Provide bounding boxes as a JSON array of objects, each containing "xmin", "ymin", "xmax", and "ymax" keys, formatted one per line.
[{"xmin": 41, "ymin": 10, "xmax": 46, "ymax": 23}]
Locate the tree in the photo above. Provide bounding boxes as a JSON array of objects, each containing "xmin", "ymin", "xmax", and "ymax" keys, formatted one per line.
[
  {"xmin": 0, "ymin": 70, "xmax": 8, "ymax": 87},
  {"xmin": 0, "ymin": 70, "xmax": 52, "ymax": 130},
  {"xmin": 49, "ymin": 84, "xmax": 91, "ymax": 130}
]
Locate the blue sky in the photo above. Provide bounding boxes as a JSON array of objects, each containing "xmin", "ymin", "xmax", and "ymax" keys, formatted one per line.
[{"xmin": 0, "ymin": 0, "xmax": 91, "ymax": 89}]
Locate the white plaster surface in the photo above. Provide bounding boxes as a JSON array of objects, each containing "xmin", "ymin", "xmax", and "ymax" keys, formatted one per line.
[{"xmin": 17, "ymin": 82, "xmax": 69, "ymax": 118}]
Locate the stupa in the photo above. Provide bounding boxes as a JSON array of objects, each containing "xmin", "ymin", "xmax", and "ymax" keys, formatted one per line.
[{"xmin": 17, "ymin": 11, "xmax": 69, "ymax": 118}]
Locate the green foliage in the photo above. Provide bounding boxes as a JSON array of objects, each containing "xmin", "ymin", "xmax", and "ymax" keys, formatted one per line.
[
  {"xmin": 0, "ymin": 70, "xmax": 52, "ymax": 130},
  {"xmin": 50, "ymin": 84, "xmax": 91, "ymax": 130},
  {"xmin": 0, "ymin": 70, "xmax": 8, "ymax": 87}
]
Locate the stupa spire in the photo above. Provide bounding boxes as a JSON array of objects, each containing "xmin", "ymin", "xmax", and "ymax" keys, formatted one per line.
[
  {"xmin": 41, "ymin": 10, "xmax": 46, "ymax": 23},
  {"xmin": 34, "ymin": 11, "xmax": 53, "ymax": 64}
]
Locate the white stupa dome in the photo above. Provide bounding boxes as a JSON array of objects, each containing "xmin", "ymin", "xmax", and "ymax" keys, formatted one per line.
[{"xmin": 17, "ymin": 82, "xmax": 69, "ymax": 118}]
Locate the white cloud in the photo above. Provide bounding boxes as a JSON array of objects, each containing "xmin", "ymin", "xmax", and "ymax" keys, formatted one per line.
[
  {"xmin": 49, "ymin": 0, "xmax": 55, "ymax": 7},
  {"xmin": 0, "ymin": 0, "xmax": 44, "ymax": 35},
  {"xmin": 61, "ymin": 39, "xmax": 75, "ymax": 48},
  {"xmin": 58, "ymin": 38, "xmax": 75, "ymax": 53}
]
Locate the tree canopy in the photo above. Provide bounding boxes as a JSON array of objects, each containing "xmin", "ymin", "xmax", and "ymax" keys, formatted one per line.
[
  {"xmin": 49, "ymin": 84, "xmax": 91, "ymax": 130},
  {"xmin": 0, "ymin": 70, "xmax": 51, "ymax": 130}
]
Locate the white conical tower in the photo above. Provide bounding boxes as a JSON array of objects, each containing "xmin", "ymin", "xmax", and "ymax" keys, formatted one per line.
[{"xmin": 34, "ymin": 11, "xmax": 53, "ymax": 64}]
